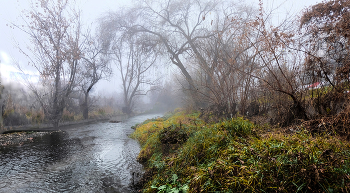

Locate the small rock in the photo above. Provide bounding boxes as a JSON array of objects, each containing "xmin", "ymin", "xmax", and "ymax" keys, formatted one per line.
[{"xmin": 109, "ymin": 120, "xmax": 121, "ymax": 123}]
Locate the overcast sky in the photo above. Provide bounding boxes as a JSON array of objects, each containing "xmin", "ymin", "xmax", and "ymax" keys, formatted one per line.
[{"xmin": 0, "ymin": 0, "xmax": 321, "ymax": 95}]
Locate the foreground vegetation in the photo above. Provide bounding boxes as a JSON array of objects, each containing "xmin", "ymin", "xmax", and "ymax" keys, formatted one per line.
[{"xmin": 131, "ymin": 110, "xmax": 350, "ymax": 192}]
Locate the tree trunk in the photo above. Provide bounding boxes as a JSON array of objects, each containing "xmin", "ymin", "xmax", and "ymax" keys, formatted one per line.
[
  {"xmin": 122, "ymin": 106, "xmax": 132, "ymax": 117},
  {"xmin": 83, "ymin": 93, "xmax": 89, "ymax": 120},
  {"xmin": 293, "ymin": 100, "xmax": 308, "ymax": 120},
  {"xmin": 0, "ymin": 99, "xmax": 3, "ymax": 130},
  {"xmin": 53, "ymin": 119, "xmax": 59, "ymax": 128},
  {"xmin": 173, "ymin": 55, "xmax": 202, "ymax": 107},
  {"xmin": 52, "ymin": 54, "xmax": 61, "ymax": 128},
  {"xmin": 52, "ymin": 95, "xmax": 60, "ymax": 128}
]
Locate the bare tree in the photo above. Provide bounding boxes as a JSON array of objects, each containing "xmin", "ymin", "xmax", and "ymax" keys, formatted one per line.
[
  {"xmin": 15, "ymin": 0, "xmax": 82, "ymax": 127},
  {"xmin": 100, "ymin": 0, "xmax": 229, "ymax": 106},
  {"xmin": 245, "ymin": 2, "xmax": 308, "ymax": 124},
  {"xmin": 294, "ymin": 0, "xmax": 350, "ymax": 118},
  {"xmin": 101, "ymin": 0, "xmax": 263, "ymax": 111},
  {"xmin": 112, "ymin": 34, "xmax": 159, "ymax": 116},
  {"xmin": 300, "ymin": 0, "xmax": 350, "ymax": 88},
  {"xmin": 0, "ymin": 80, "xmax": 4, "ymax": 129},
  {"xmin": 191, "ymin": 3, "xmax": 258, "ymax": 115},
  {"xmin": 78, "ymin": 30, "xmax": 112, "ymax": 119}
]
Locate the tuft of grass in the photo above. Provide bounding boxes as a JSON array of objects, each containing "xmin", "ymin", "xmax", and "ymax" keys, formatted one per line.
[{"xmin": 132, "ymin": 111, "xmax": 350, "ymax": 192}]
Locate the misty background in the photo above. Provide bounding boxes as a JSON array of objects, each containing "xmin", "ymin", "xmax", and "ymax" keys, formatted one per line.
[
  {"xmin": 0, "ymin": 0, "xmax": 322, "ymax": 127},
  {"xmin": 0, "ymin": 0, "xmax": 320, "ymax": 93}
]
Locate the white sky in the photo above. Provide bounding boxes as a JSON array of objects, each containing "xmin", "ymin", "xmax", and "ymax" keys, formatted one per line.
[{"xmin": 0, "ymin": 0, "xmax": 321, "ymax": 95}]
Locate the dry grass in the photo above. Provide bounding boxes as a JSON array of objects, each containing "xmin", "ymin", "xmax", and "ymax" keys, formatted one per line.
[{"xmin": 131, "ymin": 110, "xmax": 350, "ymax": 193}]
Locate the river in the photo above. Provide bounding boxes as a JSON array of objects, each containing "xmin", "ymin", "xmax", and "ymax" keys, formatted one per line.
[{"xmin": 0, "ymin": 114, "xmax": 162, "ymax": 193}]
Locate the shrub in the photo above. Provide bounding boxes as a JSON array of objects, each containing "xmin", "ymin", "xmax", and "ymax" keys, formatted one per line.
[
  {"xmin": 61, "ymin": 109, "xmax": 75, "ymax": 122},
  {"xmin": 98, "ymin": 108, "xmax": 106, "ymax": 116},
  {"xmin": 3, "ymin": 110, "xmax": 29, "ymax": 126}
]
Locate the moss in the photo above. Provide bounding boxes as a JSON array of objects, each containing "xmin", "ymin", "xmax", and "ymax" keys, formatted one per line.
[{"xmin": 131, "ymin": 110, "xmax": 350, "ymax": 193}]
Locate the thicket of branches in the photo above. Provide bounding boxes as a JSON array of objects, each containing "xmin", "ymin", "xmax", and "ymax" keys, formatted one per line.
[
  {"xmin": 5, "ymin": 0, "xmax": 350, "ymax": 134},
  {"xmin": 100, "ymin": 0, "xmax": 350, "ymax": 133},
  {"xmin": 8, "ymin": 0, "xmax": 112, "ymax": 127}
]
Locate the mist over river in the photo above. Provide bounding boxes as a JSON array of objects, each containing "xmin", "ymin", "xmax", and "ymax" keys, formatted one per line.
[{"xmin": 0, "ymin": 114, "xmax": 162, "ymax": 193}]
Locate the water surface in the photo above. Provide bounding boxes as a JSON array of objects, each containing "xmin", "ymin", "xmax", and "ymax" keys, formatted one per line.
[{"xmin": 0, "ymin": 114, "xmax": 162, "ymax": 193}]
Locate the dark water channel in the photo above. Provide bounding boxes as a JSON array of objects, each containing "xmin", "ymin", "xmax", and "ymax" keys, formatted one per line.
[{"xmin": 0, "ymin": 114, "xmax": 162, "ymax": 193}]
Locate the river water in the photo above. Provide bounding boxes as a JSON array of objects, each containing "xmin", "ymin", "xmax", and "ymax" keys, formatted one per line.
[{"xmin": 0, "ymin": 114, "xmax": 162, "ymax": 193}]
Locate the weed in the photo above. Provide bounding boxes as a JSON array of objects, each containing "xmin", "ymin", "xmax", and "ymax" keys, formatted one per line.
[
  {"xmin": 132, "ymin": 110, "xmax": 350, "ymax": 192},
  {"xmin": 151, "ymin": 174, "xmax": 189, "ymax": 193},
  {"xmin": 62, "ymin": 108, "xmax": 75, "ymax": 121}
]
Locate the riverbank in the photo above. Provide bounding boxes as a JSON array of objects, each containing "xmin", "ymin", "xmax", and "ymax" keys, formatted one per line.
[
  {"xmin": 131, "ymin": 110, "xmax": 350, "ymax": 192},
  {"xmin": 0, "ymin": 114, "xmax": 128, "ymax": 146},
  {"xmin": 0, "ymin": 130, "xmax": 63, "ymax": 146},
  {"xmin": 0, "ymin": 114, "xmax": 128, "ymax": 134}
]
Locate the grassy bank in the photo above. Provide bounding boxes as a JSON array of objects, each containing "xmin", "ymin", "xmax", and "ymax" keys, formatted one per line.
[{"xmin": 131, "ymin": 110, "xmax": 350, "ymax": 192}]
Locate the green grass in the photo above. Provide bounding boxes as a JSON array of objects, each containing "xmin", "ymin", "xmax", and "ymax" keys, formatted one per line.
[{"xmin": 131, "ymin": 110, "xmax": 350, "ymax": 192}]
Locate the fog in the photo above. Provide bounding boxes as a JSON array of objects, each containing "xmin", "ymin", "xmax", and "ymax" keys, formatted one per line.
[{"xmin": 0, "ymin": 0, "xmax": 322, "ymax": 127}]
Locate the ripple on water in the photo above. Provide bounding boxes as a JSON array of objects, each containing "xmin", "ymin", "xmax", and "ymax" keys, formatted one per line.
[{"xmin": 0, "ymin": 114, "xmax": 163, "ymax": 192}]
